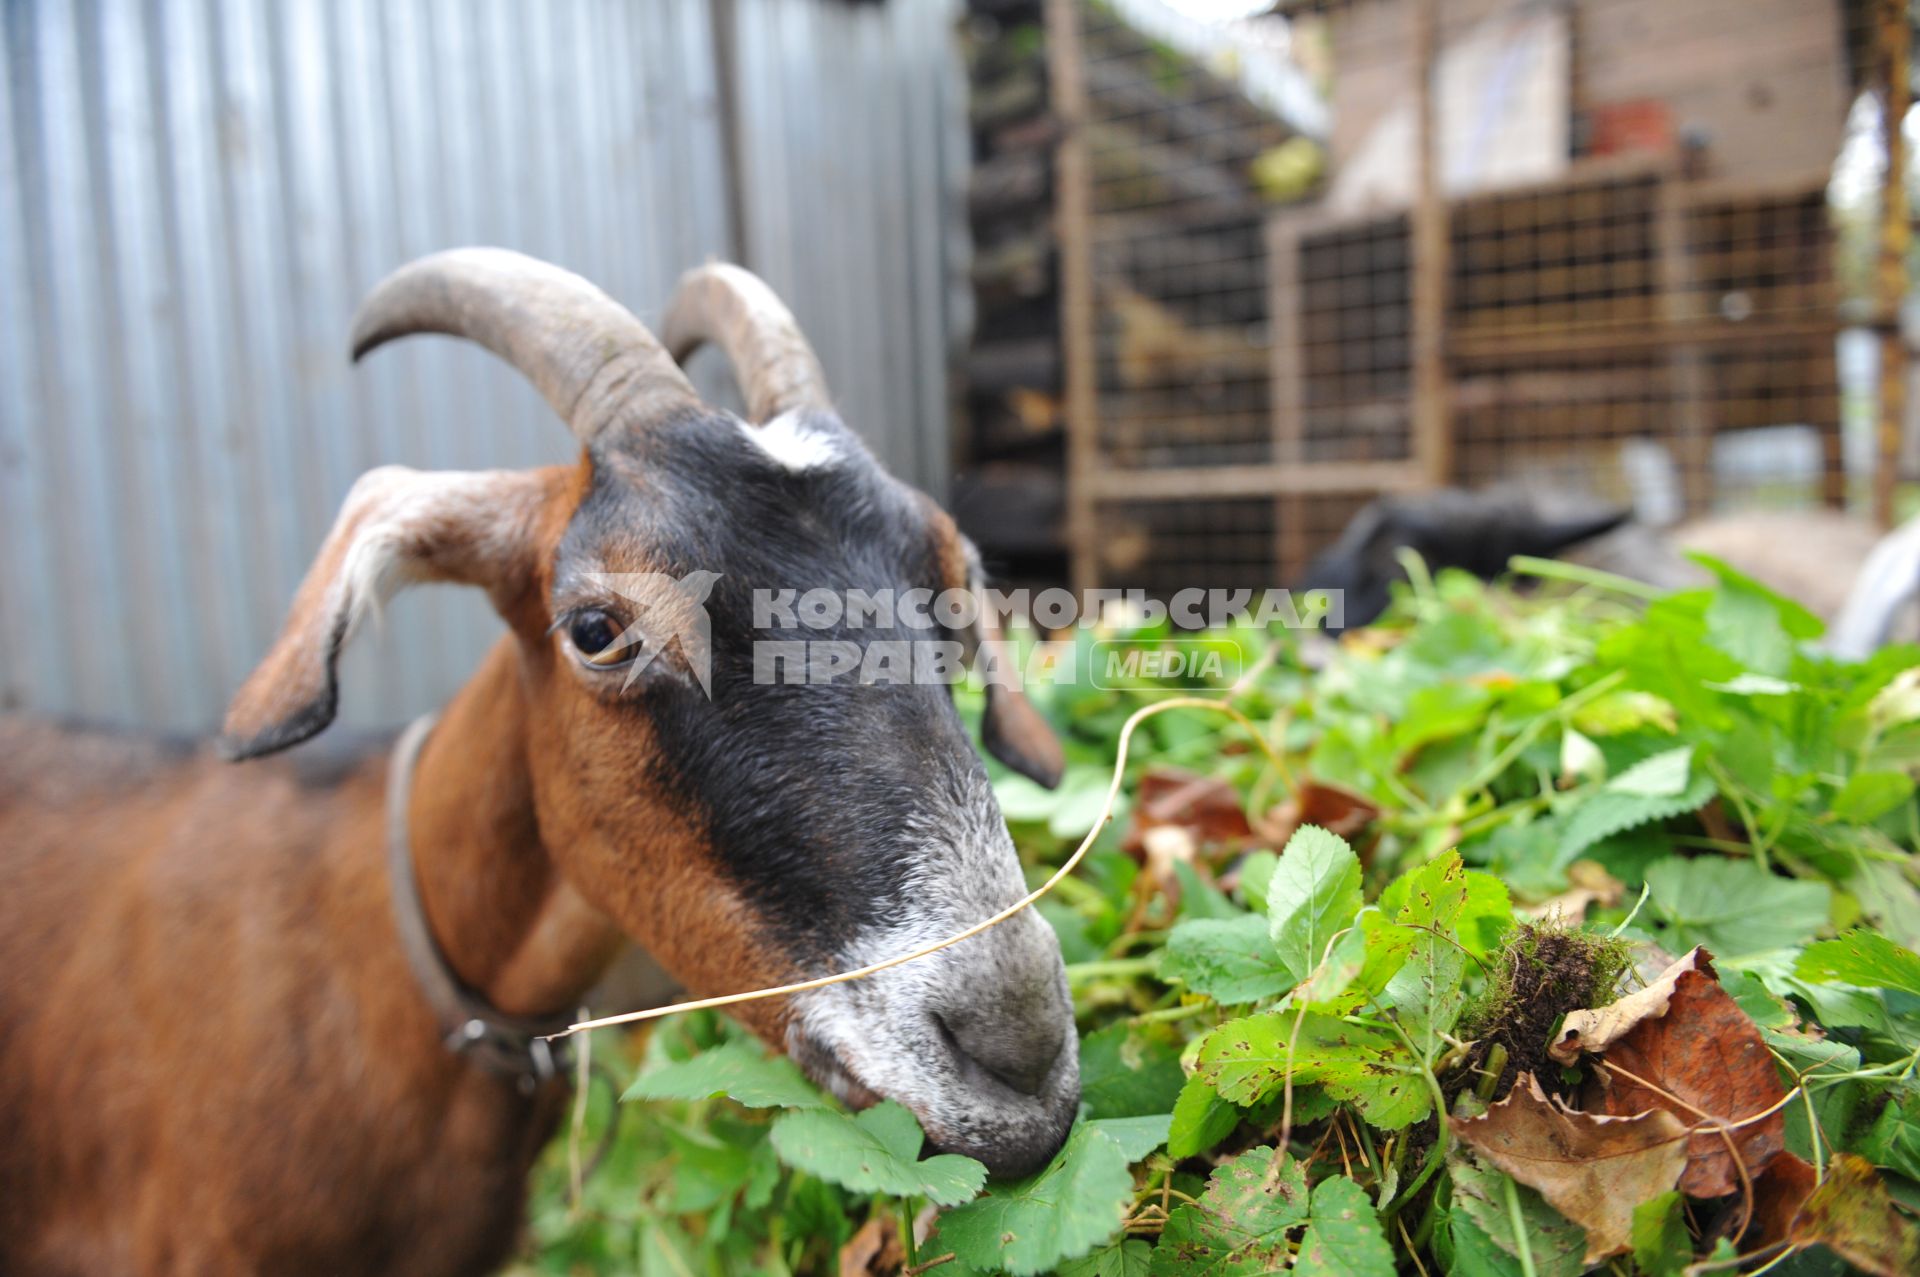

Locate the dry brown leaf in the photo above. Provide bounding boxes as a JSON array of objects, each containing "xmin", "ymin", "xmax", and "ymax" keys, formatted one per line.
[
  {"xmin": 1550, "ymin": 946, "xmax": 1707, "ymax": 1065},
  {"xmin": 1576, "ymin": 951, "xmax": 1787, "ymax": 1198},
  {"xmin": 1789, "ymin": 1154, "xmax": 1920, "ymax": 1276},
  {"xmin": 1520, "ymin": 861, "xmax": 1625, "ymax": 923},
  {"xmin": 1139, "ymin": 825, "xmax": 1199, "ymax": 909},
  {"xmin": 1255, "ymin": 777, "xmax": 1380, "ymax": 849},
  {"xmin": 838, "ymin": 1213, "xmax": 902, "ymax": 1277},
  {"xmin": 1450, "ymin": 1072, "xmax": 1689, "ymax": 1263},
  {"xmin": 1747, "ymin": 1151, "xmax": 1817, "ymax": 1250},
  {"xmin": 1122, "ymin": 767, "xmax": 1254, "ymax": 858}
]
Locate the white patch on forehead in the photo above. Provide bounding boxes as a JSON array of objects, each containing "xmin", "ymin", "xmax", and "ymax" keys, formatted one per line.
[{"xmin": 737, "ymin": 411, "xmax": 842, "ymax": 472}]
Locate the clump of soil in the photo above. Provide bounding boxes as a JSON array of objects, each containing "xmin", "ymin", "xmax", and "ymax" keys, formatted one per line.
[{"xmin": 1454, "ymin": 922, "xmax": 1632, "ymax": 1102}]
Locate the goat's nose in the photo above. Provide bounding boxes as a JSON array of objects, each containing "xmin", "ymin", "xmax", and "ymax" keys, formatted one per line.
[{"xmin": 935, "ymin": 961, "xmax": 1071, "ymax": 1097}]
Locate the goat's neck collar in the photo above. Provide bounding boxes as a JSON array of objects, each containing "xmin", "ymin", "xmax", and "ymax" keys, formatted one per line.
[{"xmin": 387, "ymin": 712, "xmax": 573, "ymax": 1090}]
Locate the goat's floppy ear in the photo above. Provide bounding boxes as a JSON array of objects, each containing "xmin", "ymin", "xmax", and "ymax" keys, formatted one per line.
[
  {"xmin": 968, "ymin": 582, "xmax": 1064, "ymax": 790},
  {"xmin": 932, "ymin": 517, "xmax": 1065, "ymax": 788},
  {"xmin": 221, "ymin": 465, "xmax": 556, "ymax": 761},
  {"xmin": 982, "ymin": 676, "xmax": 1066, "ymax": 790}
]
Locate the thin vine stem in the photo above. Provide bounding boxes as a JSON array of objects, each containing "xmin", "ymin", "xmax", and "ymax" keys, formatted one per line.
[{"xmin": 550, "ymin": 696, "xmax": 1284, "ymax": 1038}]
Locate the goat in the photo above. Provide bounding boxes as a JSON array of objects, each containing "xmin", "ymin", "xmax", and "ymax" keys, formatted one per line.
[
  {"xmin": 0, "ymin": 250, "xmax": 1077, "ymax": 1276},
  {"xmin": 1299, "ymin": 487, "xmax": 1891, "ymax": 632},
  {"xmin": 1298, "ymin": 488, "xmax": 1630, "ymax": 629}
]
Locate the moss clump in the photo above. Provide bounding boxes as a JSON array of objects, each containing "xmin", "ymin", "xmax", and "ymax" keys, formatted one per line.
[{"xmin": 1454, "ymin": 922, "xmax": 1633, "ymax": 1102}]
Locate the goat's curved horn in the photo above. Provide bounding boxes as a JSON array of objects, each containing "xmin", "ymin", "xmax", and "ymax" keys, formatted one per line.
[
  {"xmin": 351, "ymin": 247, "xmax": 699, "ymax": 444},
  {"xmin": 663, "ymin": 263, "xmax": 831, "ymax": 423}
]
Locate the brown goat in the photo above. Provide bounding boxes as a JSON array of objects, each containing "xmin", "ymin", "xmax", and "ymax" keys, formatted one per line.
[{"xmin": 0, "ymin": 252, "xmax": 1076, "ymax": 1275}]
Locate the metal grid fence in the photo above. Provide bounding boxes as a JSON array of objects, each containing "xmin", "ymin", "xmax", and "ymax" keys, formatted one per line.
[{"xmin": 1053, "ymin": 0, "xmax": 1866, "ymax": 595}]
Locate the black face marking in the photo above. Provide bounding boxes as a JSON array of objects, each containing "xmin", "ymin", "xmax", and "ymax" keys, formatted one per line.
[{"xmin": 553, "ymin": 411, "xmax": 989, "ymax": 967}]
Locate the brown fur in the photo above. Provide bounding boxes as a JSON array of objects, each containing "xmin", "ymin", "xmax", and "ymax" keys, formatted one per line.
[{"xmin": 0, "ymin": 454, "xmax": 792, "ymax": 1275}]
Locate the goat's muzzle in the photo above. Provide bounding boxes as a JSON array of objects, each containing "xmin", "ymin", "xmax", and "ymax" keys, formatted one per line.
[{"xmin": 785, "ymin": 908, "xmax": 1079, "ymax": 1179}]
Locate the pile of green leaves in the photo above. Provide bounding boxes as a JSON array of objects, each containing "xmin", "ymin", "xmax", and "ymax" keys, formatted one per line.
[{"xmin": 516, "ymin": 558, "xmax": 1920, "ymax": 1276}]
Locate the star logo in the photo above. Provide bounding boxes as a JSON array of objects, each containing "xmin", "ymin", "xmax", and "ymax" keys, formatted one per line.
[{"xmin": 583, "ymin": 570, "xmax": 721, "ymax": 697}]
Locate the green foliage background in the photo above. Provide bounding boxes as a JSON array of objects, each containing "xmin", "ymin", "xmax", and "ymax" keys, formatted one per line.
[{"xmin": 512, "ymin": 558, "xmax": 1920, "ymax": 1276}]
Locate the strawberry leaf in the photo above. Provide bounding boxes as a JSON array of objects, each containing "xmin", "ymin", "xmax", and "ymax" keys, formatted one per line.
[
  {"xmin": 768, "ymin": 1101, "xmax": 985, "ymax": 1206},
  {"xmin": 1195, "ymin": 1011, "xmax": 1428, "ymax": 1128},
  {"xmin": 1293, "ymin": 1176, "xmax": 1395, "ymax": 1277},
  {"xmin": 1267, "ymin": 825, "xmax": 1364, "ymax": 985},
  {"xmin": 622, "ymin": 1040, "xmax": 827, "ymax": 1110},
  {"xmin": 1797, "ymin": 931, "xmax": 1920, "ymax": 998},
  {"xmin": 934, "ymin": 1118, "xmax": 1152, "ymax": 1276},
  {"xmin": 1160, "ymin": 915, "xmax": 1296, "ymax": 1004},
  {"xmin": 1149, "ymin": 1148, "xmax": 1308, "ymax": 1276}
]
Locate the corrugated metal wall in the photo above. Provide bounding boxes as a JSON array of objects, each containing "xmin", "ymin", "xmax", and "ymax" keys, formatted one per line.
[{"xmin": 0, "ymin": 0, "xmax": 965, "ymax": 732}]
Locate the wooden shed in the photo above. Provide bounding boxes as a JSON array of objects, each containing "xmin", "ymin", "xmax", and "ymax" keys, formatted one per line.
[{"xmin": 1028, "ymin": 0, "xmax": 1867, "ymax": 595}]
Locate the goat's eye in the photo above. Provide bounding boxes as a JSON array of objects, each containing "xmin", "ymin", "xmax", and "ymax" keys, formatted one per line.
[{"xmin": 567, "ymin": 609, "xmax": 635, "ymax": 665}]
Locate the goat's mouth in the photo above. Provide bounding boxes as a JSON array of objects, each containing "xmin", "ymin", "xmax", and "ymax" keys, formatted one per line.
[
  {"xmin": 787, "ymin": 1028, "xmax": 882, "ymax": 1110},
  {"xmin": 784, "ymin": 1005, "xmax": 1080, "ymax": 1179}
]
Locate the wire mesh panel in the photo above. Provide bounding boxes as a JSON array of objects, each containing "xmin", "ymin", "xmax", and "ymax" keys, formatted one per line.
[
  {"xmin": 1056, "ymin": 0, "xmax": 1859, "ymax": 595},
  {"xmin": 1292, "ymin": 212, "xmax": 1412, "ymax": 464},
  {"xmin": 1448, "ymin": 170, "xmax": 1663, "ymax": 340},
  {"xmin": 1268, "ymin": 165, "xmax": 1843, "ymax": 559},
  {"xmin": 1092, "ymin": 497, "xmax": 1277, "ymax": 598},
  {"xmin": 1058, "ymin": 0, "xmax": 1312, "ymax": 594},
  {"xmin": 1083, "ymin": 7, "xmax": 1288, "ymax": 474}
]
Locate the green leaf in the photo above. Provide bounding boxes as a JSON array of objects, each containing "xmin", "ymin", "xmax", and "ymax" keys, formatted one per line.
[
  {"xmin": 1237, "ymin": 850, "xmax": 1280, "ymax": 912},
  {"xmin": 1869, "ymin": 666, "xmax": 1920, "ymax": 733},
  {"xmin": 996, "ymin": 771, "xmax": 1063, "ymax": 822},
  {"xmin": 1609, "ymin": 745, "xmax": 1694, "ymax": 797},
  {"xmin": 1174, "ymin": 860, "xmax": 1241, "ymax": 922},
  {"xmin": 1374, "ymin": 852, "xmax": 1473, "ymax": 1053},
  {"xmin": 1694, "ymin": 553, "xmax": 1824, "ymax": 642},
  {"xmin": 1630, "ymin": 1191, "xmax": 1691, "ymax": 1277},
  {"xmin": 638, "ymin": 1217, "xmax": 705, "ymax": 1277},
  {"xmin": 1293, "ymin": 1176, "xmax": 1395, "ymax": 1277},
  {"xmin": 1763, "ymin": 1029, "xmax": 1865, "ymax": 1165},
  {"xmin": 1088, "ymin": 1112, "xmax": 1174, "ymax": 1160},
  {"xmin": 1447, "ymin": 1153, "xmax": 1586, "ymax": 1277},
  {"xmin": 1832, "ymin": 770, "xmax": 1916, "ymax": 823},
  {"xmin": 780, "ymin": 1173, "xmax": 853, "ymax": 1254},
  {"xmin": 1559, "ymin": 757, "xmax": 1715, "ymax": 857},
  {"xmin": 1391, "ymin": 682, "xmax": 1495, "ymax": 758},
  {"xmin": 1267, "ymin": 826, "xmax": 1365, "ymax": 985},
  {"xmin": 1079, "ymin": 1023, "xmax": 1187, "ymax": 1120},
  {"xmin": 1721, "ymin": 967, "xmax": 1799, "ymax": 1029},
  {"xmin": 1797, "ymin": 931, "xmax": 1920, "ymax": 997},
  {"xmin": 1705, "ymin": 672, "xmax": 1799, "ymax": 696},
  {"xmin": 1050, "ymin": 767, "xmax": 1123, "ymax": 839},
  {"xmin": 660, "ymin": 1127, "xmax": 762, "ymax": 1213},
  {"xmin": 1560, "ymin": 726, "xmax": 1605, "ymax": 785},
  {"xmin": 1844, "ymin": 858, "xmax": 1920, "ymax": 950},
  {"xmin": 1857, "ymin": 1090, "xmax": 1920, "ymax": 1181},
  {"xmin": 621, "ymin": 1039, "xmax": 826, "ymax": 1109},
  {"xmin": 1299, "ymin": 914, "xmax": 1373, "ymax": 1004},
  {"xmin": 767, "ymin": 1101, "xmax": 986, "ymax": 1205},
  {"xmin": 1572, "ymin": 689, "xmax": 1676, "ymax": 737},
  {"xmin": 1195, "ymin": 1012, "xmax": 1428, "ymax": 1128},
  {"xmin": 1644, "ymin": 857, "xmax": 1832, "ymax": 956},
  {"xmin": 1161, "ymin": 915, "xmax": 1296, "ymax": 1004},
  {"xmin": 1168, "ymin": 1074, "xmax": 1242, "ymax": 1160},
  {"xmin": 1457, "ymin": 871, "xmax": 1516, "ymax": 961},
  {"xmin": 1704, "ymin": 573, "xmax": 1794, "ymax": 674},
  {"xmin": 934, "ymin": 1120, "xmax": 1140, "ymax": 1276},
  {"xmin": 1062, "ymin": 1238, "xmax": 1154, "ymax": 1277},
  {"xmin": 1149, "ymin": 1149, "xmax": 1309, "ymax": 1276}
]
